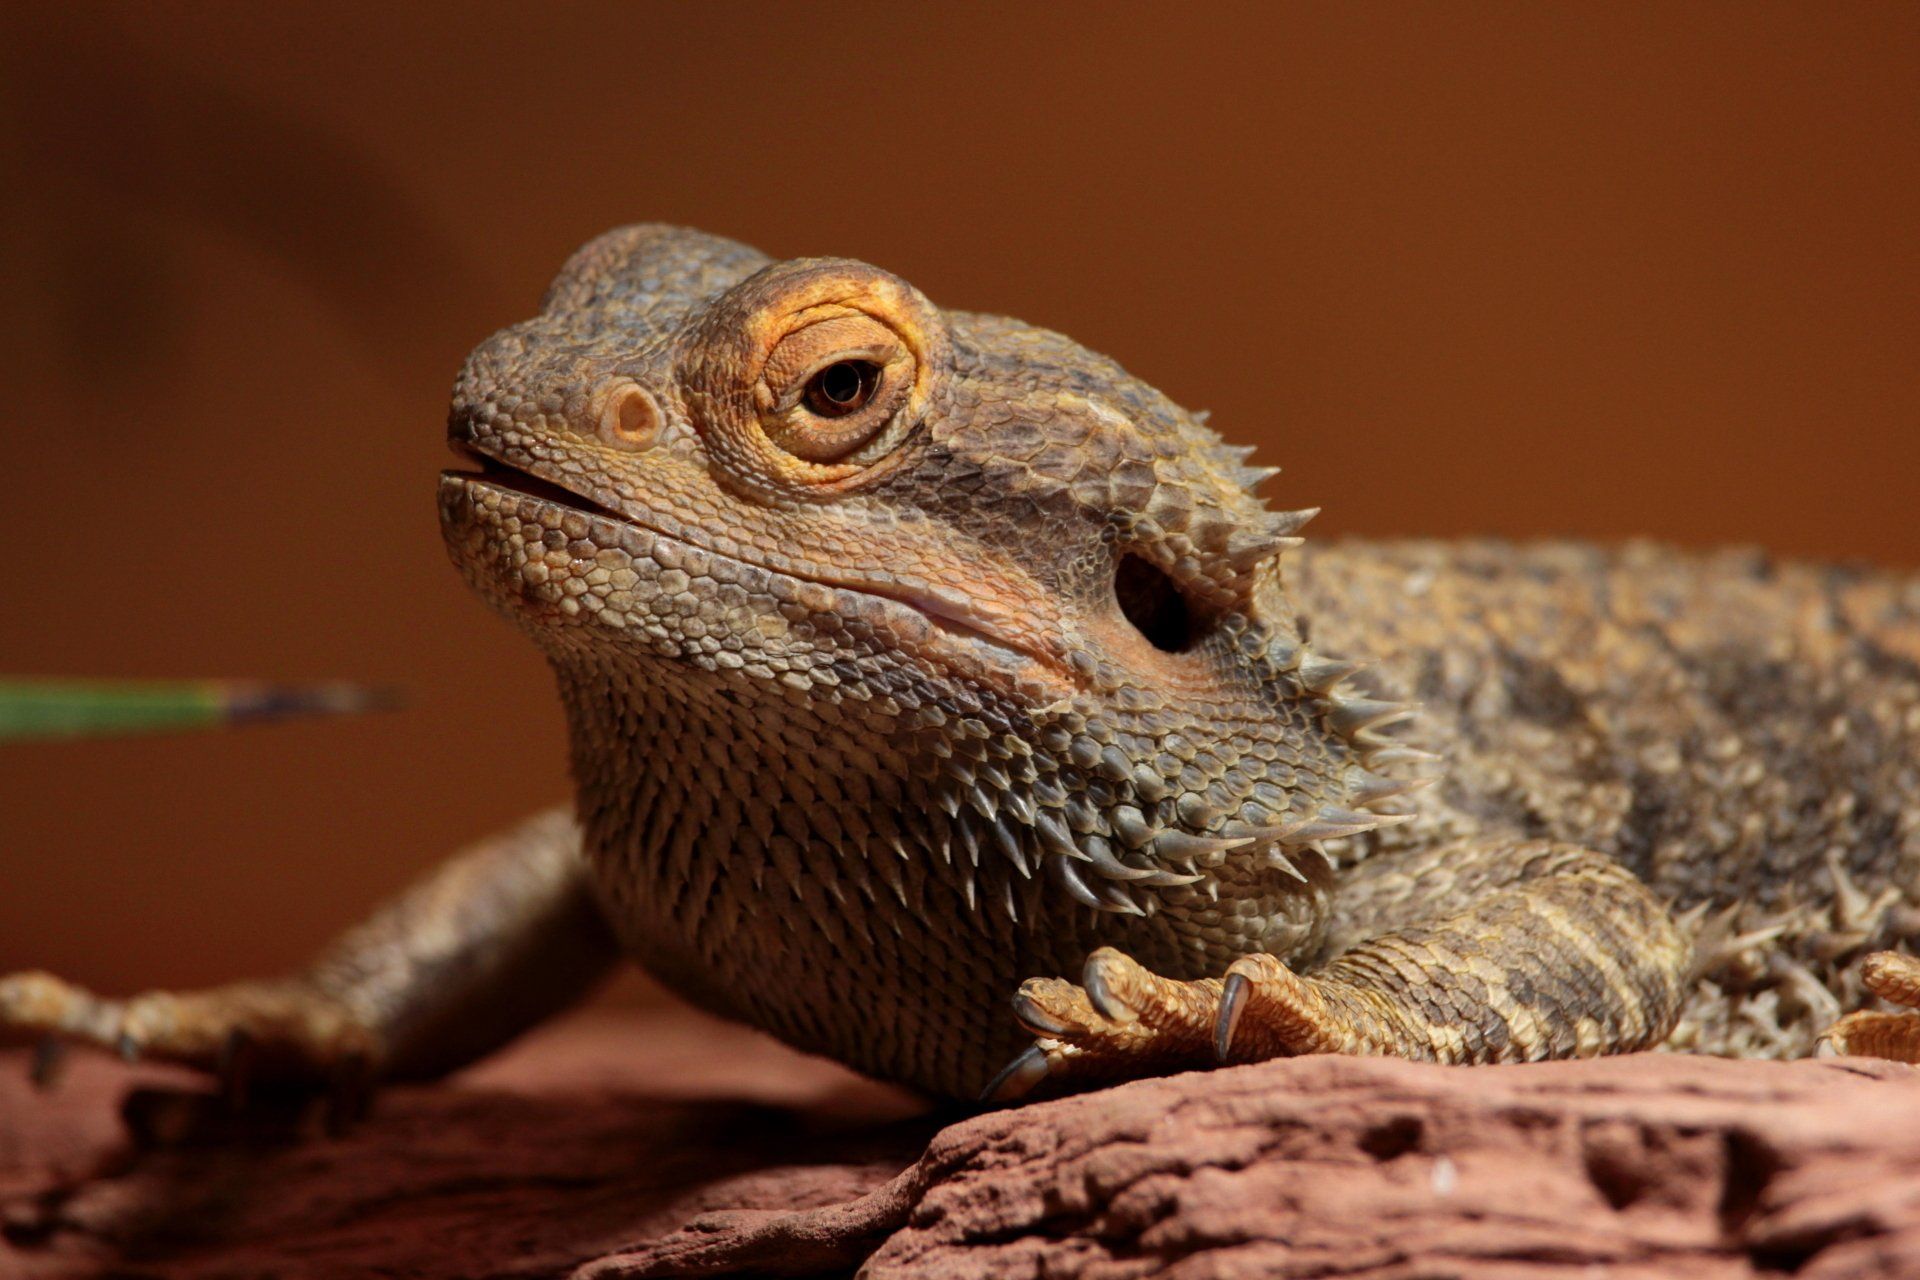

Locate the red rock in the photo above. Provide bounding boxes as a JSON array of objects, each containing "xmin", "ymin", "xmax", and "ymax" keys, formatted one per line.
[
  {"xmin": 0, "ymin": 1007, "xmax": 926, "ymax": 1279},
  {"xmin": 4, "ymin": 1006, "xmax": 1919, "ymax": 1279}
]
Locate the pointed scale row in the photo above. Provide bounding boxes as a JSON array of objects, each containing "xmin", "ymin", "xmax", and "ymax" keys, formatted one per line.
[{"xmin": 913, "ymin": 503, "xmax": 1444, "ymax": 920}]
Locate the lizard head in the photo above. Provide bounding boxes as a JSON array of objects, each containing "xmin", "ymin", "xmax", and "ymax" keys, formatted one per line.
[{"xmin": 441, "ymin": 225, "xmax": 1420, "ymax": 914}]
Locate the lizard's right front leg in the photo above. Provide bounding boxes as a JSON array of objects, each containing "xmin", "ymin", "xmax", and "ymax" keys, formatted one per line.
[
  {"xmin": 0, "ymin": 808, "xmax": 620, "ymax": 1104},
  {"xmin": 988, "ymin": 838, "xmax": 1691, "ymax": 1100}
]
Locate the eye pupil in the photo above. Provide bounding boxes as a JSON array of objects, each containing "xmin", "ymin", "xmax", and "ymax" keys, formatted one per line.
[
  {"xmin": 818, "ymin": 362, "xmax": 862, "ymax": 404},
  {"xmin": 805, "ymin": 360, "xmax": 878, "ymax": 417}
]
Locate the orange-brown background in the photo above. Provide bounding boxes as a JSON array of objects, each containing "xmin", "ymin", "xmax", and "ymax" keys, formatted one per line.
[{"xmin": 2, "ymin": 4, "xmax": 1915, "ymax": 1002}]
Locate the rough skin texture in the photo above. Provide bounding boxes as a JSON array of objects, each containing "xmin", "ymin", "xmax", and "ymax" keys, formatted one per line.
[{"xmin": 3, "ymin": 226, "xmax": 1918, "ymax": 1105}]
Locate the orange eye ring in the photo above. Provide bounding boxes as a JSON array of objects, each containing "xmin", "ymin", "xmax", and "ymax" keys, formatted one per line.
[
  {"xmin": 756, "ymin": 313, "xmax": 914, "ymax": 465},
  {"xmin": 683, "ymin": 257, "xmax": 949, "ymax": 487}
]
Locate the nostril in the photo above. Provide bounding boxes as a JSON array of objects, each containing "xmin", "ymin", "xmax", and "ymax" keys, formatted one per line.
[{"xmin": 598, "ymin": 381, "xmax": 663, "ymax": 450}]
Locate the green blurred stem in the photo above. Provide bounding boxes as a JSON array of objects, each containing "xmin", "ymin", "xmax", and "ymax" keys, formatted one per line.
[{"xmin": 0, "ymin": 679, "xmax": 398, "ymax": 741}]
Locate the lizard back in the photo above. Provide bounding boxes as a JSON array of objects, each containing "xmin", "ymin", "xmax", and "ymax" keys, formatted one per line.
[{"xmin": 1295, "ymin": 537, "xmax": 1920, "ymax": 1057}]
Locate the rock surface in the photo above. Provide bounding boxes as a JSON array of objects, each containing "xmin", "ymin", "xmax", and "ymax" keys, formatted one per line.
[{"xmin": 4, "ymin": 1006, "xmax": 1920, "ymax": 1279}]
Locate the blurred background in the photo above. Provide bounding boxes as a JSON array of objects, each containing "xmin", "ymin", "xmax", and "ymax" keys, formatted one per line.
[{"xmin": 1, "ymin": 4, "xmax": 1915, "ymax": 1004}]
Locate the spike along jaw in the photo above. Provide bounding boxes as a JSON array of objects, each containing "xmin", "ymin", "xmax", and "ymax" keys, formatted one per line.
[{"xmin": 882, "ymin": 347, "xmax": 1433, "ymax": 927}]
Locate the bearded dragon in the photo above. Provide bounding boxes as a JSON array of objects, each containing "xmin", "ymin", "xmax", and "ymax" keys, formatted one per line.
[{"xmin": 6, "ymin": 225, "xmax": 1920, "ymax": 1107}]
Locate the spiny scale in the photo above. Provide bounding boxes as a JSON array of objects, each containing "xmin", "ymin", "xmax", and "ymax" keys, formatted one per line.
[
  {"xmin": 1149, "ymin": 829, "xmax": 1254, "ymax": 862},
  {"xmin": 1281, "ymin": 635, "xmax": 1431, "ymax": 813},
  {"xmin": 1265, "ymin": 507, "xmax": 1320, "ymax": 537},
  {"xmin": 925, "ymin": 711, "xmax": 1432, "ymax": 922},
  {"xmin": 1222, "ymin": 508, "xmax": 1319, "ymax": 568},
  {"xmin": 1245, "ymin": 465, "xmax": 1284, "ymax": 489},
  {"xmin": 1051, "ymin": 855, "xmax": 1104, "ymax": 911},
  {"xmin": 987, "ymin": 815, "xmax": 1031, "ymax": 876},
  {"xmin": 907, "ymin": 483, "xmax": 1431, "ymax": 925},
  {"xmin": 1327, "ymin": 695, "xmax": 1416, "ymax": 739},
  {"xmin": 1296, "ymin": 651, "xmax": 1370, "ymax": 695},
  {"xmin": 1224, "ymin": 529, "xmax": 1299, "ymax": 570},
  {"xmin": 1348, "ymin": 770, "xmax": 1437, "ymax": 808},
  {"xmin": 1362, "ymin": 745, "xmax": 1442, "ymax": 771},
  {"xmin": 1289, "ymin": 808, "xmax": 1419, "ymax": 843},
  {"xmin": 1082, "ymin": 836, "xmax": 1159, "ymax": 882}
]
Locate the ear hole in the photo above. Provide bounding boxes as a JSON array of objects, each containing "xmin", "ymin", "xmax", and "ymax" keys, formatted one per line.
[{"xmin": 1114, "ymin": 554, "xmax": 1203, "ymax": 653}]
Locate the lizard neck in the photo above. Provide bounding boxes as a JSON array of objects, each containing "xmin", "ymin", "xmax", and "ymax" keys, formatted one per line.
[{"xmin": 549, "ymin": 633, "xmax": 1351, "ymax": 947}]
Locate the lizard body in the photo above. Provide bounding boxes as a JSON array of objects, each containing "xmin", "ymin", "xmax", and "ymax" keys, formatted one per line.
[{"xmin": 5, "ymin": 226, "xmax": 1918, "ymax": 1103}]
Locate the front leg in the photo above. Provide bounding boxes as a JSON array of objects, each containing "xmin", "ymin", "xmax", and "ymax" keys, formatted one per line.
[
  {"xmin": 986, "ymin": 838, "xmax": 1690, "ymax": 1101},
  {"xmin": 1, "ymin": 808, "xmax": 620, "ymax": 1105}
]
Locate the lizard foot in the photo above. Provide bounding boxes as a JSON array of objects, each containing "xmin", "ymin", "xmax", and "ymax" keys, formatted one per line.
[
  {"xmin": 990, "ymin": 948, "xmax": 1428, "ymax": 1105},
  {"xmin": 0, "ymin": 970, "xmax": 381, "ymax": 1127},
  {"xmin": 1823, "ymin": 951, "xmax": 1920, "ymax": 1062},
  {"xmin": 983, "ymin": 947, "xmax": 1223, "ymax": 1103},
  {"xmin": 985, "ymin": 947, "xmax": 1383, "ymax": 1102}
]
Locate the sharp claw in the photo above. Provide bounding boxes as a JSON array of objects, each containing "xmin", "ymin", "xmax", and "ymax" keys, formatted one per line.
[
  {"xmin": 1215, "ymin": 972, "xmax": 1249, "ymax": 1063},
  {"xmin": 29, "ymin": 1037, "xmax": 67, "ymax": 1090},
  {"xmin": 979, "ymin": 1045, "xmax": 1050, "ymax": 1105},
  {"xmin": 1011, "ymin": 990, "xmax": 1073, "ymax": 1037},
  {"xmin": 1082, "ymin": 958, "xmax": 1138, "ymax": 1024}
]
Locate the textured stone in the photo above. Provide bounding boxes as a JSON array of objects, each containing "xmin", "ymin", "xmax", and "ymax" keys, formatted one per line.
[
  {"xmin": 6, "ymin": 1007, "xmax": 1920, "ymax": 1279},
  {"xmin": 603, "ymin": 1048, "xmax": 1920, "ymax": 1280},
  {"xmin": 0, "ymin": 1007, "xmax": 926, "ymax": 1280}
]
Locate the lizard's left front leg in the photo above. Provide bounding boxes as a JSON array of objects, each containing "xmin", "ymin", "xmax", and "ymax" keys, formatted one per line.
[{"xmin": 986, "ymin": 839, "xmax": 1690, "ymax": 1102}]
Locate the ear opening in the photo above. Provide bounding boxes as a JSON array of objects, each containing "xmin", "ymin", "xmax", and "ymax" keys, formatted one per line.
[{"xmin": 1114, "ymin": 553, "xmax": 1208, "ymax": 653}]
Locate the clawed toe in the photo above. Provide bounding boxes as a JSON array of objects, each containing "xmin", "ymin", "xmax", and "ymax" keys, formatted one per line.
[
  {"xmin": 979, "ymin": 1044, "xmax": 1053, "ymax": 1104},
  {"xmin": 1215, "ymin": 972, "xmax": 1249, "ymax": 1062},
  {"xmin": 1821, "ymin": 952, "xmax": 1920, "ymax": 1063},
  {"xmin": 1081, "ymin": 949, "xmax": 1141, "ymax": 1024},
  {"xmin": 991, "ymin": 948, "xmax": 1233, "ymax": 1102},
  {"xmin": 1822, "ymin": 1011, "xmax": 1920, "ymax": 1062},
  {"xmin": 987, "ymin": 947, "xmax": 1357, "ymax": 1102},
  {"xmin": 1011, "ymin": 982, "xmax": 1079, "ymax": 1037},
  {"xmin": 1863, "ymin": 951, "xmax": 1920, "ymax": 1006},
  {"xmin": 4, "ymin": 970, "xmax": 384, "ymax": 1122},
  {"xmin": 2, "ymin": 971, "xmax": 134, "ymax": 1082}
]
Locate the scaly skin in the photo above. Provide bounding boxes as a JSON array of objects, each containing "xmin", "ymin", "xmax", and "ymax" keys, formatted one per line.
[{"xmin": 5, "ymin": 226, "xmax": 1919, "ymax": 1105}]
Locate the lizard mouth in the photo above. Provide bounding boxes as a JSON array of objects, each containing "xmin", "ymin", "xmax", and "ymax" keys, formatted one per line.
[
  {"xmin": 441, "ymin": 441, "xmax": 1069, "ymax": 683},
  {"xmin": 445, "ymin": 442, "xmax": 630, "ymax": 520}
]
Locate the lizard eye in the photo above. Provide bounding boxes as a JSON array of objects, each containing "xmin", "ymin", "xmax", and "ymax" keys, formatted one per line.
[
  {"xmin": 757, "ymin": 313, "xmax": 916, "ymax": 466},
  {"xmin": 804, "ymin": 360, "xmax": 880, "ymax": 417}
]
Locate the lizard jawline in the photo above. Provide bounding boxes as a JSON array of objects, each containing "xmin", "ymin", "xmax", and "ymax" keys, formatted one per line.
[{"xmin": 440, "ymin": 455, "xmax": 1063, "ymax": 681}]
